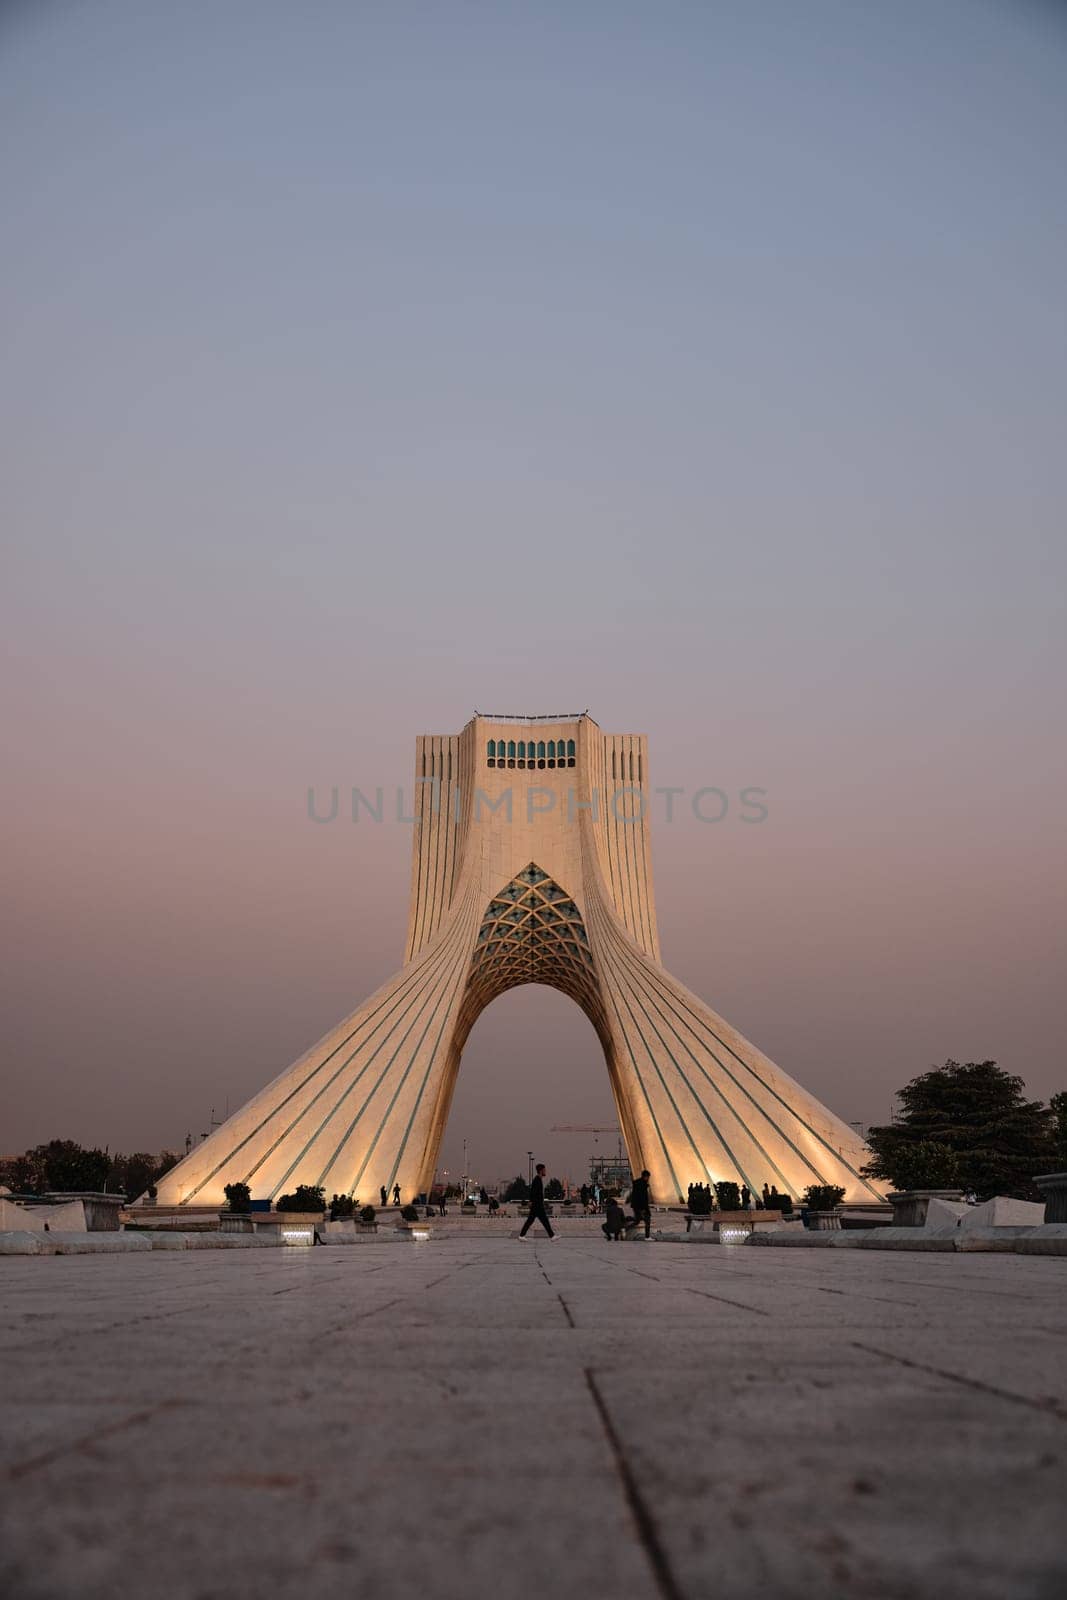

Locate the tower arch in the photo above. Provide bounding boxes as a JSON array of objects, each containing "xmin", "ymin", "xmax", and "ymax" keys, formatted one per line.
[{"xmin": 152, "ymin": 714, "xmax": 883, "ymax": 1208}]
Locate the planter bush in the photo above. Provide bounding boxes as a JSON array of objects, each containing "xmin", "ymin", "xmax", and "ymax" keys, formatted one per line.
[
  {"xmin": 714, "ymin": 1180, "xmax": 741, "ymax": 1213},
  {"xmin": 359, "ymin": 1204, "xmax": 377, "ymax": 1225},
  {"xmin": 276, "ymin": 1184, "xmax": 326, "ymax": 1213},
  {"xmin": 400, "ymin": 1204, "xmax": 420, "ymax": 1222},
  {"xmin": 223, "ymin": 1181, "xmax": 252, "ymax": 1213},
  {"xmin": 803, "ymin": 1184, "xmax": 846, "ymax": 1212}
]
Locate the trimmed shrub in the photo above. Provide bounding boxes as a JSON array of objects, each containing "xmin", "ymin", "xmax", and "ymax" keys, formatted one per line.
[
  {"xmin": 276, "ymin": 1184, "xmax": 326, "ymax": 1213},
  {"xmin": 223, "ymin": 1181, "xmax": 251, "ymax": 1213}
]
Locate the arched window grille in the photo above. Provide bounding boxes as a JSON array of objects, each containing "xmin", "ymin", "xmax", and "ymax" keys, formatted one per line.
[{"xmin": 485, "ymin": 731, "xmax": 579, "ymax": 768}]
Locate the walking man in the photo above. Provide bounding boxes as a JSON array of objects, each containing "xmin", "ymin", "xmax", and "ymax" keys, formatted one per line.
[
  {"xmin": 628, "ymin": 1168, "xmax": 652, "ymax": 1239},
  {"xmin": 519, "ymin": 1162, "xmax": 556, "ymax": 1240}
]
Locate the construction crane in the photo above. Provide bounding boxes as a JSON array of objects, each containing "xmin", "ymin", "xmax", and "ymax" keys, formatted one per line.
[
  {"xmin": 550, "ymin": 1124, "xmax": 626, "ymax": 1161},
  {"xmin": 551, "ymin": 1124, "xmax": 620, "ymax": 1140}
]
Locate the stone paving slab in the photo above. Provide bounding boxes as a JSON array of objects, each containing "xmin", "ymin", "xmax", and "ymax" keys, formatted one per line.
[{"xmin": 1, "ymin": 1239, "xmax": 1065, "ymax": 1600}]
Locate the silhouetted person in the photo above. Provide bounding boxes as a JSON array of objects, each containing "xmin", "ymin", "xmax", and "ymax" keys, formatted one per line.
[
  {"xmin": 761, "ymin": 1183, "xmax": 771, "ymax": 1205},
  {"xmin": 740, "ymin": 1185, "xmax": 751, "ymax": 1210},
  {"xmin": 438, "ymin": 1193, "xmax": 446, "ymax": 1216},
  {"xmin": 392, "ymin": 1184, "xmax": 401, "ymax": 1206},
  {"xmin": 519, "ymin": 1162, "xmax": 555, "ymax": 1239},
  {"xmin": 380, "ymin": 1186, "xmax": 388, "ymax": 1207},
  {"xmin": 601, "ymin": 1195, "xmax": 625, "ymax": 1241},
  {"xmin": 628, "ymin": 1169, "xmax": 652, "ymax": 1238}
]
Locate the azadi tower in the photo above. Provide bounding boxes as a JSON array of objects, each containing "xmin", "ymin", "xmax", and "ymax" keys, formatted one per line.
[{"xmin": 153, "ymin": 713, "xmax": 881, "ymax": 1208}]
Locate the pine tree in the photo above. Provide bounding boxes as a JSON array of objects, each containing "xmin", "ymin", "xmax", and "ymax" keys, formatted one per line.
[{"xmin": 863, "ymin": 1061, "xmax": 1052, "ymax": 1199}]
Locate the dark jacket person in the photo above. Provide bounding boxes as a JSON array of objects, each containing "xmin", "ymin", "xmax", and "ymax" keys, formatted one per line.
[
  {"xmin": 519, "ymin": 1163, "xmax": 556, "ymax": 1239},
  {"xmin": 628, "ymin": 1170, "xmax": 652, "ymax": 1238}
]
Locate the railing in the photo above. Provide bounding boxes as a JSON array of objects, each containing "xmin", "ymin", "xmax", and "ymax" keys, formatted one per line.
[{"xmin": 474, "ymin": 710, "xmax": 588, "ymax": 722}]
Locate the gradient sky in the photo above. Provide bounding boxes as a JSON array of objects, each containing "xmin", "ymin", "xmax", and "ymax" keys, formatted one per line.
[{"xmin": 3, "ymin": 0, "xmax": 1065, "ymax": 1187}]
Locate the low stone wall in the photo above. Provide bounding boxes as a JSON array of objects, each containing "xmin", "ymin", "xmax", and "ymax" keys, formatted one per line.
[
  {"xmin": 746, "ymin": 1223, "xmax": 1067, "ymax": 1256},
  {"xmin": 0, "ymin": 1229, "xmax": 288, "ymax": 1254},
  {"xmin": 0, "ymin": 1198, "xmax": 87, "ymax": 1233}
]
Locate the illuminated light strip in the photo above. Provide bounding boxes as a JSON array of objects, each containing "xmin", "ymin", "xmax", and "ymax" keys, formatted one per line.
[
  {"xmin": 297, "ymin": 898, "xmax": 480, "ymax": 1191},
  {"xmin": 327, "ymin": 880, "xmax": 484, "ymax": 1196},
  {"xmin": 179, "ymin": 920, "xmax": 462, "ymax": 1202},
  {"xmin": 580, "ymin": 894, "xmax": 684, "ymax": 1200},
  {"xmin": 612, "ymin": 925, "xmax": 883, "ymax": 1200},
  {"xmin": 374, "ymin": 888, "xmax": 498, "ymax": 1195},
  {"xmin": 595, "ymin": 916, "xmax": 791, "ymax": 1195},
  {"xmin": 313, "ymin": 885, "xmax": 483, "ymax": 1195},
  {"xmin": 253, "ymin": 936, "xmax": 464, "ymax": 1198},
  {"xmin": 608, "ymin": 925, "xmax": 826, "ymax": 1190},
  {"xmin": 587, "ymin": 897, "xmax": 707, "ymax": 1198},
  {"xmin": 591, "ymin": 909, "xmax": 759, "ymax": 1193}
]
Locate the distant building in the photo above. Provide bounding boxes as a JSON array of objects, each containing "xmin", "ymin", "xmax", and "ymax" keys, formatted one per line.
[{"xmin": 589, "ymin": 1156, "xmax": 631, "ymax": 1194}]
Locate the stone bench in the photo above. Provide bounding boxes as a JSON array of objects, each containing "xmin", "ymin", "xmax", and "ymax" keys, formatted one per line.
[{"xmin": 684, "ymin": 1210, "xmax": 783, "ymax": 1233}]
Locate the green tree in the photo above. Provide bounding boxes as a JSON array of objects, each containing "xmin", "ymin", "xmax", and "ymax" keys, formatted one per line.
[
  {"xmin": 1048, "ymin": 1092, "xmax": 1067, "ymax": 1169},
  {"xmin": 108, "ymin": 1151, "xmax": 158, "ymax": 1199},
  {"xmin": 863, "ymin": 1061, "xmax": 1052, "ymax": 1200},
  {"xmin": 30, "ymin": 1140, "xmax": 111, "ymax": 1193},
  {"xmin": 870, "ymin": 1139, "xmax": 961, "ymax": 1193},
  {"xmin": 545, "ymin": 1177, "xmax": 565, "ymax": 1201},
  {"xmin": 0, "ymin": 1151, "xmax": 46, "ymax": 1194},
  {"xmin": 504, "ymin": 1174, "xmax": 529, "ymax": 1202}
]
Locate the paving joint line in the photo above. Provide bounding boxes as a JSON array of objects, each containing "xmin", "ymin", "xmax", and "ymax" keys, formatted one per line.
[
  {"xmin": 851, "ymin": 1340, "xmax": 1067, "ymax": 1420},
  {"xmin": 817, "ymin": 1286, "xmax": 922, "ymax": 1308},
  {"xmin": 568, "ymin": 1245, "xmax": 766, "ymax": 1313},
  {"xmin": 320, "ymin": 1295, "xmax": 405, "ymax": 1336},
  {"xmin": 4, "ymin": 1398, "xmax": 189, "ymax": 1482},
  {"xmin": 584, "ymin": 1368, "xmax": 686, "ymax": 1600}
]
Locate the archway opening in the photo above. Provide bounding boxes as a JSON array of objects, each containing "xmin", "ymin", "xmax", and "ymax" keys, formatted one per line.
[{"xmin": 437, "ymin": 983, "xmax": 620, "ymax": 1198}]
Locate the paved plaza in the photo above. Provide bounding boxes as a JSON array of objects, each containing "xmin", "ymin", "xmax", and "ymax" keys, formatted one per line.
[{"xmin": 2, "ymin": 1236, "xmax": 1064, "ymax": 1600}]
